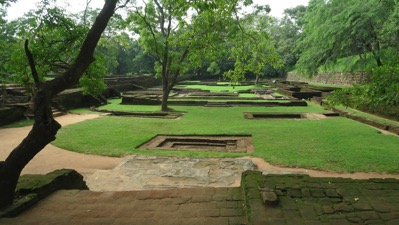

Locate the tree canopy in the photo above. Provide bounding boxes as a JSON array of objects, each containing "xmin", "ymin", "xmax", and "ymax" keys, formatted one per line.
[
  {"xmin": 2, "ymin": 2, "xmax": 111, "ymax": 97},
  {"xmin": 0, "ymin": 0, "xmax": 121, "ymax": 208},
  {"xmin": 296, "ymin": 0, "xmax": 398, "ymax": 75},
  {"xmin": 125, "ymin": 0, "xmax": 280, "ymax": 111},
  {"xmin": 291, "ymin": 0, "xmax": 399, "ymax": 112}
]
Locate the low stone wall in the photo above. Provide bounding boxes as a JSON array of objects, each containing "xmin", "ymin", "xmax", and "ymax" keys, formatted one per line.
[
  {"xmin": 1, "ymin": 169, "xmax": 87, "ymax": 217},
  {"xmin": 241, "ymin": 171, "xmax": 399, "ymax": 225},
  {"xmin": 286, "ymin": 72, "xmax": 370, "ymax": 86},
  {"xmin": 0, "ymin": 107, "xmax": 25, "ymax": 127},
  {"xmin": 55, "ymin": 89, "xmax": 104, "ymax": 110},
  {"xmin": 333, "ymin": 108, "xmax": 399, "ymax": 135},
  {"xmin": 104, "ymin": 75, "xmax": 162, "ymax": 92}
]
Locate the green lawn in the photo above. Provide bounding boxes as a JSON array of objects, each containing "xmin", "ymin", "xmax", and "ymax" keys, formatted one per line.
[
  {"xmin": 53, "ymin": 99, "xmax": 399, "ymax": 174},
  {"xmin": 307, "ymin": 82, "xmax": 349, "ymax": 88},
  {"xmin": 336, "ymin": 106, "xmax": 399, "ymax": 126}
]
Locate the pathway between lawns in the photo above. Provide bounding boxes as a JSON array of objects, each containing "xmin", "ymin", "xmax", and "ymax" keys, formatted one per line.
[{"xmin": 1, "ymin": 113, "xmax": 399, "ymax": 191}]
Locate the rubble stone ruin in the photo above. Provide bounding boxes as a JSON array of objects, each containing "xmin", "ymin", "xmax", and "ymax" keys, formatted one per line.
[{"xmin": 138, "ymin": 135, "xmax": 255, "ymax": 153}]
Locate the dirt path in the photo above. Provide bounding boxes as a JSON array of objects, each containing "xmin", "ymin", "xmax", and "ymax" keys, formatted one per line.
[
  {"xmin": 1, "ymin": 113, "xmax": 398, "ymax": 181},
  {"xmin": 0, "ymin": 114, "xmax": 122, "ymax": 176},
  {"xmin": 243, "ymin": 156, "xmax": 399, "ymax": 179}
]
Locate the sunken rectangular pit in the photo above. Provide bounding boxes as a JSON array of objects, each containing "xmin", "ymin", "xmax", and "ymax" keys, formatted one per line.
[
  {"xmin": 244, "ymin": 112, "xmax": 303, "ymax": 119},
  {"xmin": 138, "ymin": 135, "xmax": 254, "ymax": 153},
  {"xmin": 244, "ymin": 112, "xmax": 340, "ymax": 120}
]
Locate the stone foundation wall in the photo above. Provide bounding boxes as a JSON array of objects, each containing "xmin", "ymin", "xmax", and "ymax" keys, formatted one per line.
[
  {"xmin": 285, "ymin": 72, "xmax": 370, "ymax": 86},
  {"xmin": 104, "ymin": 75, "xmax": 162, "ymax": 92},
  {"xmin": 0, "ymin": 107, "xmax": 25, "ymax": 127}
]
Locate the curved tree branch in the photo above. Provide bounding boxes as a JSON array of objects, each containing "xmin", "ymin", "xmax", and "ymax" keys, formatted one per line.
[{"xmin": 24, "ymin": 40, "xmax": 40, "ymax": 85}]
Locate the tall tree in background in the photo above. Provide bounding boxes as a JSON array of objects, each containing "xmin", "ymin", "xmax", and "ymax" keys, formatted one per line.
[
  {"xmin": 270, "ymin": 5, "xmax": 306, "ymax": 73},
  {"xmin": 222, "ymin": 5, "xmax": 281, "ymax": 84},
  {"xmin": 0, "ymin": 0, "xmax": 121, "ymax": 208},
  {"xmin": 97, "ymin": 33, "xmax": 156, "ymax": 75},
  {"xmin": 298, "ymin": 0, "xmax": 399, "ymax": 116},
  {"xmin": 126, "ymin": 0, "xmax": 236, "ymax": 111},
  {"xmin": 296, "ymin": 0, "xmax": 396, "ymax": 75},
  {"xmin": 126, "ymin": 0, "xmax": 280, "ymax": 111}
]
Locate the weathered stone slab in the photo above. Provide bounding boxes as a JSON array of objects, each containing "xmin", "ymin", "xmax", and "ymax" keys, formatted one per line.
[{"xmin": 86, "ymin": 155, "xmax": 256, "ymax": 191}]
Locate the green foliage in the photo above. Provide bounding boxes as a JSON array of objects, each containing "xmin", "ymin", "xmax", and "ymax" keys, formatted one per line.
[
  {"xmin": 296, "ymin": 0, "xmax": 397, "ymax": 75},
  {"xmin": 362, "ymin": 65, "xmax": 399, "ymax": 107},
  {"xmin": 0, "ymin": 0, "xmax": 16, "ymax": 5},
  {"xmin": 328, "ymin": 64, "xmax": 399, "ymax": 108},
  {"xmin": 219, "ymin": 6, "xmax": 281, "ymax": 83},
  {"xmin": 270, "ymin": 5, "xmax": 306, "ymax": 73},
  {"xmin": 3, "ymin": 4, "xmax": 108, "ymax": 96},
  {"xmin": 300, "ymin": 0, "xmax": 399, "ymax": 111},
  {"xmin": 0, "ymin": 5, "xmax": 16, "ymax": 84},
  {"xmin": 382, "ymin": 3, "xmax": 399, "ymax": 50},
  {"xmin": 125, "ymin": 0, "xmax": 280, "ymax": 110}
]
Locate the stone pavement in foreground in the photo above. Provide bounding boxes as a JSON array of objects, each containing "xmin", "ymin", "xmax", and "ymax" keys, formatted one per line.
[
  {"xmin": 244, "ymin": 172, "xmax": 399, "ymax": 225},
  {"xmin": 1, "ymin": 172, "xmax": 399, "ymax": 225},
  {"xmin": 0, "ymin": 187, "xmax": 246, "ymax": 225}
]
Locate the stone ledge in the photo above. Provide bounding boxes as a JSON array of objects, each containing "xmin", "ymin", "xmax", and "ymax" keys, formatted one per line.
[{"xmin": 0, "ymin": 169, "xmax": 88, "ymax": 218}]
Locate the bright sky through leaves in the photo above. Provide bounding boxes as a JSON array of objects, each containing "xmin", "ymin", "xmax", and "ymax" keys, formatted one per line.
[{"xmin": 6, "ymin": 0, "xmax": 309, "ymax": 20}]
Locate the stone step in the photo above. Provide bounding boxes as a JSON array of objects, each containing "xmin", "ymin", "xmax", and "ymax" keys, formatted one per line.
[
  {"xmin": 204, "ymin": 102, "xmax": 232, "ymax": 107},
  {"xmin": 0, "ymin": 188, "xmax": 247, "ymax": 225}
]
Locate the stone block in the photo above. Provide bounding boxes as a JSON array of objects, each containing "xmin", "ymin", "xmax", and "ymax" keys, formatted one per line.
[
  {"xmin": 298, "ymin": 205, "xmax": 318, "ymax": 220},
  {"xmin": 333, "ymin": 203, "xmax": 354, "ymax": 212},
  {"xmin": 287, "ymin": 188, "xmax": 302, "ymax": 198},
  {"xmin": 353, "ymin": 203, "xmax": 373, "ymax": 211},
  {"xmin": 386, "ymin": 218, "xmax": 399, "ymax": 225},
  {"xmin": 310, "ymin": 188, "xmax": 325, "ymax": 197},
  {"xmin": 322, "ymin": 205, "xmax": 334, "ymax": 214},
  {"xmin": 262, "ymin": 191, "xmax": 278, "ymax": 206},
  {"xmin": 357, "ymin": 211, "xmax": 380, "ymax": 220},
  {"xmin": 325, "ymin": 189, "xmax": 340, "ymax": 198},
  {"xmin": 279, "ymin": 196, "xmax": 298, "ymax": 210}
]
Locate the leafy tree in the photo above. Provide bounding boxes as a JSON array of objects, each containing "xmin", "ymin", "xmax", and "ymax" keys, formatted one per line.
[
  {"xmin": 4, "ymin": 4, "xmax": 110, "ymax": 97},
  {"xmin": 0, "ymin": 0, "xmax": 121, "ymax": 209},
  {"xmin": 0, "ymin": 0, "xmax": 16, "ymax": 5},
  {"xmin": 222, "ymin": 5, "xmax": 281, "ymax": 84},
  {"xmin": 0, "ymin": 0, "xmax": 18, "ymax": 106},
  {"xmin": 126, "ymin": 0, "xmax": 280, "ymax": 111},
  {"xmin": 97, "ymin": 33, "xmax": 156, "ymax": 75},
  {"xmin": 296, "ymin": 0, "xmax": 397, "ymax": 75},
  {"xmin": 126, "ymin": 0, "xmax": 223, "ymax": 111},
  {"xmin": 328, "ymin": 63, "xmax": 399, "ymax": 110},
  {"xmin": 381, "ymin": 2, "xmax": 399, "ymax": 51},
  {"xmin": 270, "ymin": 5, "xmax": 306, "ymax": 72},
  {"xmin": 297, "ymin": 0, "xmax": 399, "ymax": 113}
]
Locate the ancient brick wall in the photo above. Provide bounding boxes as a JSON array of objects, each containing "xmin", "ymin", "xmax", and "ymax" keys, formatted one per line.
[{"xmin": 285, "ymin": 72, "xmax": 370, "ymax": 86}]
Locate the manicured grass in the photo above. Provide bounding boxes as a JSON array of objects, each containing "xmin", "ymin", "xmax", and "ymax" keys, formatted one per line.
[
  {"xmin": 336, "ymin": 106, "xmax": 399, "ymax": 126},
  {"xmin": 238, "ymin": 93, "xmax": 259, "ymax": 98},
  {"xmin": 53, "ymin": 99, "xmax": 399, "ymax": 174},
  {"xmin": 307, "ymin": 82, "xmax": 349, "ymax": 88}
]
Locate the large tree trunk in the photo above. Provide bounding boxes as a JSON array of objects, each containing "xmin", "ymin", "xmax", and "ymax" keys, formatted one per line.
[
  {"xmin": 255, "ymin": 74, "xmax": 261, "ymax": 85},
  {"xmin": 160, "ymin": 47, "xmax": 189, "ymax": 112},
  {"xmin": 0, "ymin": 0, "xmax": 119, "ymax": 209},
  {"xmin": 0, "ymin": 90, "xmax": 60, "ymax": 207}
]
